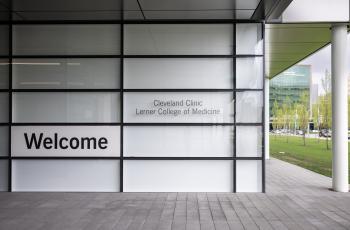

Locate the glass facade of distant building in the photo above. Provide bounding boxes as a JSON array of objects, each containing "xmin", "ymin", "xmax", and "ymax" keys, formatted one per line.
[{"xmin": 269, "ymin": 65, "xmax": 311, "ymax": 114}]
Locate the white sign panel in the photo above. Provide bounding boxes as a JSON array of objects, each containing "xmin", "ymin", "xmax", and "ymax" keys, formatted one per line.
[
  {"xmin": 124, "ymin": 92, "xmax": 234, "ymax": 123},
  {"xmin": 12, "ymin": 126, "xmax": 120, "ymax": 157}
]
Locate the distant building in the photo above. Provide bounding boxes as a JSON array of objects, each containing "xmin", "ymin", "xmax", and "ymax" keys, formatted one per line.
[{"xmin": 269, "ymin": 65, "xmax": 311, "ymax": 115}]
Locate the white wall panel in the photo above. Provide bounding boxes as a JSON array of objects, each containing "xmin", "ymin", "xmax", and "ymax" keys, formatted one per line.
[
  {"xmin": 12, "ymin": 126, "xmax": 120, "ymax": 157},
  {"xmin": 124, "ymin": 58, "xmax": 233, "ymax": 89},
  {"xmin": 236, "ymin": 91, "xmax": 263, "ymax": 123},
  {"xmin": 236, "ymin": 161, "xmax": 262, "ymax": 192},
  {"xmin": 124, "ymin": 160, "xmax": 233, "ymax": 192},
  {"xmin": 236, "ymin": 23, "xmax": 263, "ymax": 55},
  {"xmin": 13, "ymin": 25, "xmax": 120, "ymax": 55},
  {"xmin": 124, "ymin": 92, "xmax": 234, "ymax": 123},
  {"xmin": 236, "ymin": 57, "xmax": 263, "ymax": 89},
  {"xmin": 13, "ymin": 58, "xmax": 120, "ymax": 89},
  {"xmin": 124, "ymin": 24, "xmax": 233, "ymax": 55},
  {"xmin": 124, "ymin": 126, "xmax": 233, "ymax": 157},
  {"xmin": 236, "ymin": 126, "xmax": 262, "ymax": 157},
  {"xmin": 13, "ymin": 160, "xmax": 119, "ymax": 192},
  {"xmin": 13, "ymin": 92, "xmax": 120, "ymax": 123}
]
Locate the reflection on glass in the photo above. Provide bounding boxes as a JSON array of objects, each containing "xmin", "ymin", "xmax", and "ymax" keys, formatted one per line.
[
  {"xmin": 236, "ymin": 91, "xmax": 263, "ymax": 123},
  {"xmin": 236, "ymin": 57, "xmax": 263, "ymax": 89},
  {"xmin": 236, "ymin": 23, "xmax": 263, "ymax": 55}
]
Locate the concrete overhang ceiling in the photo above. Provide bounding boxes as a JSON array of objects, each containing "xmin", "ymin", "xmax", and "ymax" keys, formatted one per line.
[
  {"xmin": 0, "ymin": 0, "xmax": 266, "ymax": 20},
  {"xmin": 265, "ymin": 23, "xmax": 331, "ymax": 79}
]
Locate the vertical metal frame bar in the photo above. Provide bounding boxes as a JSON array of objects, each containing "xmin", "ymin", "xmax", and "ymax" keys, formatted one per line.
[
  {"xmin": 119, "ymin": 0, "xmax": 124, "ymax": 192},
  {"xmin": 8, "ymin": 4, "xmax": 12, "ymax": 192},
  {"xmin": 261, "ymin": 21, "xmax": 266, "ymax": 193},
  {"xmin": 233, "ymin": 23, "xmax": 237, "ymax": 193}
]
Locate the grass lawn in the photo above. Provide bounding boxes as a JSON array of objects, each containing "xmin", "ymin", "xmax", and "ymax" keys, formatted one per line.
[{"xmin": 270, "ymin": 135, "xmax": 350, "ymax": 183}]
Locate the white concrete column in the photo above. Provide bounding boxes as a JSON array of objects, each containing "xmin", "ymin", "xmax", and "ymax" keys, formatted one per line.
[
  {"xmin": 331, "ymin": 24, "xmax": 348, "ymax": 192},
  {"xmin": 265, "ymin": 77, "xmax": 270, "ymax": 160}
]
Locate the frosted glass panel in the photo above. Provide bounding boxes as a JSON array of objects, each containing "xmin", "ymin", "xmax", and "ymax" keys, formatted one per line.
[
  {"xmin": 12, "ymin": 126, "xmax": 120, "ymax": 157},
  {"xmin": 236, "ymin": 126, "xmax": 262, "ymax": 157},
  {"xmin": 13, "ymin": 25, "xmax": 120, "ymax": 55},
  {"xmin": 124, "ymin": 126, "xmax": 233, "ymax": 157},
  {"xmin": 236, "ymin": 57, "xmax": 263, "ymax": 89},
  {"xmin": 125, "ymin": 24, "xmax": 233, "ymax": 55},
  {"xmin": 236, "ymin": 91, "xmax": 263, "ymax": 123},
  {"xmin": 0, "ymin": 59, "xmax": 9, "ymax": 89},
  {"xmin": 12, "ymin": 160, "xmax": 119, "ymax": 192},
  {"xmin": 124, "ymin": 92, "xmax": 234, "ymax": 123},
  {"xmin": 0, "ymin": 126, "xmax": 8, "ymax": 156},
  {"xmin": 124, "ymin": 160, "xmax": 233, "ymax": 192},
  {"xmin": 236, "ymin": 161, "xmax": 262, "ymax": 192},
  {"xmin": 13, "ymin": 58, "xmax": 120, "ymax": 89},
  {"xmin": 13, "ymin": 92, "xmax": 120, "ymax": 123},
  {"xmin": 236, "ymin": 23, "xmax": 263, "ymax": 55},
  {"xmin": 0, "ymin": 93, "xmax": 8, "ymax": 122},
  {"xmin": 0, "ymin": 160, "xmax": 7, "ymax": 191},
  {"xmin": 124, "ymin": 58, "xmax": 233, "ymax": 89}
]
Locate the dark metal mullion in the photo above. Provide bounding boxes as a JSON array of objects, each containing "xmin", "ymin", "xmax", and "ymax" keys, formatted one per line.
[
  {"xmin": 8, "ymin": 2, "xmax": 12, "ymax": 192},
  {"xmin": 262, "ymin": 21, "xmax": 266, "ymax": 193},
  {"xmin": 10, "ymin": 54, "xmax": 263, "ymax": 58},
  {"xmin": 11, "ymin": 123, "xmax": 121, "ymax": 126},
  {"xmin": 11, "ymin": 89, "xmax": 122, "ymax": 92},
  {"xmin": 119, "ymin": 1, "xmax": 124, "ymax": 192},
  {"xmin": 9, "ymin": 89, "xmax": 261, "ymax": 93},
  {"xmin": 6, "ymin": 19, "xmax": 264, "ymax": 25},
  {"xmin": 9, "ymin": 156, "xmax": 263, "ymax": 160},
  {"xmin": 12, "ymin": 157, "xmax": 121, "ymax": 160},
  {"xmin": 12, "ymin": 55, "xmax": 121, "ymax": 58},
  {"xmin": 233, "ymin": 23, "xmax": 237, "ymax": 193}
]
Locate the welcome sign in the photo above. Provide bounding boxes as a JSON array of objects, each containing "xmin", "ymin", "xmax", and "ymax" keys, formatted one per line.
[{"xmin": 11, "ymin": 126, "xmax": 120, "ymax": 157}]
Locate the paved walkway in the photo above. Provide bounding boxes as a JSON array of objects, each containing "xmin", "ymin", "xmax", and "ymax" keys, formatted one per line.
[{"xmin": 0, "ymin": 158, "xmax": 350, "ymax": 230}]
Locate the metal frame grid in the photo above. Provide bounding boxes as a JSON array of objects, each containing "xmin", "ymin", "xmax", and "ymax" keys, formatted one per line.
[{"xmin": 0, "ymin": 19, "xmax": 265, "ymax": 193}]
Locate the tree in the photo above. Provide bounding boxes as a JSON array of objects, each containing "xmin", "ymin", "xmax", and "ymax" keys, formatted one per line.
[
  {"xmin": 282, "ymin": 96, "xmax": 292, "ymax": 142},
  {"xmin": 319, "ymin": 70, "xmax": 332, "ymax": 150},
  {"xmin": 271, "ymin": 100, "xmax": 280, "ymax": 139},
  {"xmin": 297, "ymin": 92, "xmax": 310, "ymax": 146},
  {"xmin": 312, "ymin": 103, "xmax": 321, "ymax": 143}
]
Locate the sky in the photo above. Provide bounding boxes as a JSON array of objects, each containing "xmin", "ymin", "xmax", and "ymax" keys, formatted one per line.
[{"xmin": 297, "ymin": 34, "xmax": 350, "ymax": 95}]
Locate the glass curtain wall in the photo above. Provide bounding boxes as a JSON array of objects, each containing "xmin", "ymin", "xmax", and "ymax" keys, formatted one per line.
[{"xmin": 1, "ymin": 21, "xmax": 264, "ymax": 192}]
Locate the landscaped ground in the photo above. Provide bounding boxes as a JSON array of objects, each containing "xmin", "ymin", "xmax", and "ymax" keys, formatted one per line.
[{"xmin": 270, "ymin": 135, "xmax": 350, "ymax": 183}]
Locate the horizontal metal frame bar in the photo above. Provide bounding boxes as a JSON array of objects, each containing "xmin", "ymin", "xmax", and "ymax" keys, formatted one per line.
[
  {"xmin": 5, "ymin": 54, "xmax": 263, "ymax": 58},
  {"xmin": 11, "ymin": 55, "xmax": 121, "ymax": 58},
  {"xmin": 7, "ymin": 156, "xmax": 263, "ymax": 160},
  {"xmin": 0, "ymin": 19, "xmax": 264, "ymax": 25},
  {"xmin": 11, "ymin": 123, "xmax": 121, "ymax": 126},
  {"xmin": 236, "ymin": 123, "xmax": 263, "ymax": 126},
  {"xmin": 9, "ymin": 123, "xmax": 262, "ymax": 126},
  {"xmin": 123, "ymin": 123, "xmax": 234, "ymax": 126},
  {"xmin": 124, "ymin": 89, "xmax": 233, "ymax": 92},
  {"xmin": 4, "ymin": 88, "xmax": 263, "ymax": 92},
  {"xmin": 11, "ymin": 89, "xmax": 121, "ymax": 92}
]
